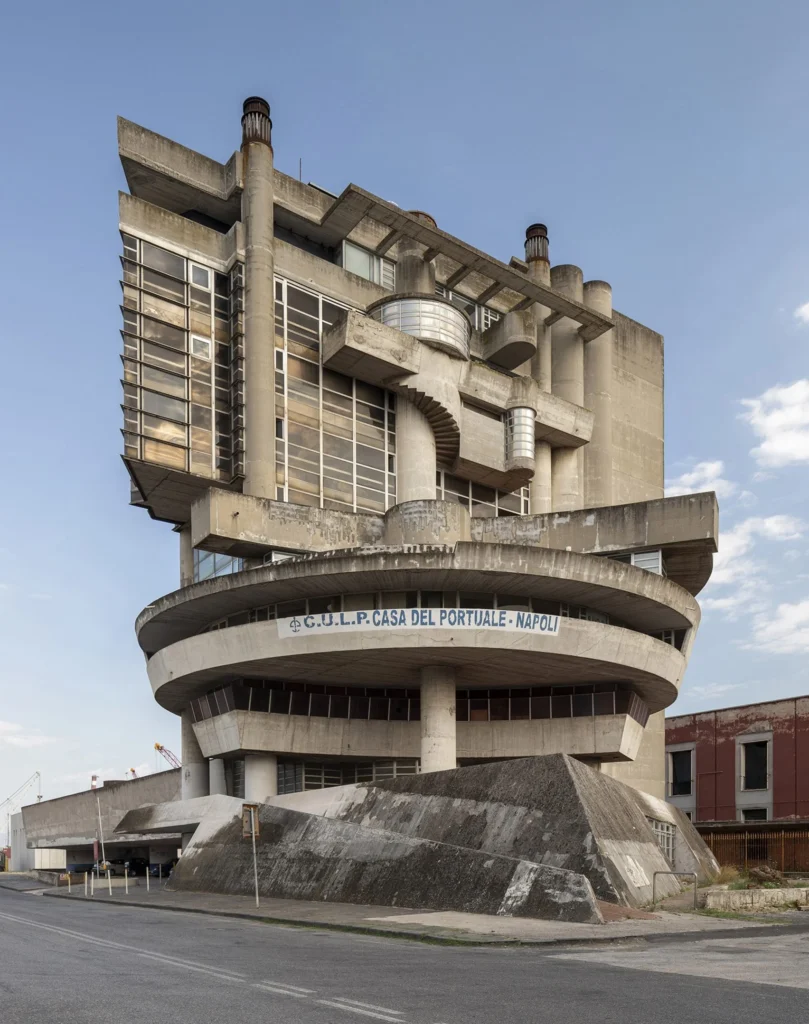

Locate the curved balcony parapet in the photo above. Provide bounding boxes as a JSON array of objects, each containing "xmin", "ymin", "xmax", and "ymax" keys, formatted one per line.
[{"xmin": 367, "ymin": 294, "xmax": 471, "ymax": 360}]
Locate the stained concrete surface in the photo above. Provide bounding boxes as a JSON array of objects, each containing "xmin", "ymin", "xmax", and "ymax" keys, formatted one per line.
[
  {"xmin": 170, "ymin": 800, "xmax": 602, "ymax": 922},
  {"xmin": 3, "ymin": 887, "xmax": 809, "ymax": 1024}
]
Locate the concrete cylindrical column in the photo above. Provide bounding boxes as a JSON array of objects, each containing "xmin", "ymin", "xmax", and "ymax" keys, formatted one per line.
[
  {"xmin": 244, "ymin": 753, "xmax": 278, "ymax": 802},
  {"xmin": 550, "ymin": 264, "xmax": 584, "ymax": 512},
  {"xmin": 180, "ymin": 709, "xmax": 208, "ymax": 801},
  {"xmin": 179, "ymin": 526, "xmax": 194, "ymax": 588},
  {"xmin": 526, "ymin": 225, "xmax": 552, "ymax": 515},
  {"xmin": 396, "ymin": 401, "xmax": 437, "ymax": 502},
  {"xmin": 420, "ymin": 667, "xmax": 457, "ymax": 774},
  {"xmin": 209, "ymin": 758, "xmax": 227, "ymax": 796},
  {"xmin": 395, "ymin": 211, "xmax": 438, "ymax": 294},
  {"xmin": 241, "ymin": 97, "xmax": 276, "ymax": 499},
  {"xmin": 583, "ymin": 280, "xmax": 613, "ymax": 509}
]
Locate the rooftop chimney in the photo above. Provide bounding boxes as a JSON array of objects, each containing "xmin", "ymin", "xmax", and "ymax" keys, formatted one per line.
[
  {"xmin": 524, "ymin": 223, "xmax": 549, "ymax": 264},
  {"xmin": 242, "ymin": 96, "xmax": 272, "ymax": 147}
]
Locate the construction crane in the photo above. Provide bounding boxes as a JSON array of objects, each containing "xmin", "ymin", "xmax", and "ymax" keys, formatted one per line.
[{"xmin": 154, "ymin": 743, "xmax": 181, "ymax": 769}]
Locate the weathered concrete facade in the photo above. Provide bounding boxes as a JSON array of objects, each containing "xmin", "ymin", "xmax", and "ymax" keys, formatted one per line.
[{"xmin": 119, "ymin": 97, "xmax": 717, "ymax": 804}]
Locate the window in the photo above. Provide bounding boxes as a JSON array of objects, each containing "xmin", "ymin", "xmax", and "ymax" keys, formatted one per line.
[
  {"xmin": 191, "ymin": 335, "xmax": 211, "ymax": 360},
  {"xmin": 647, "ymin": 818, "xmax": 676, "ymax": 862},
  {"xmin": 742, "ymin": 808, "xmax": 768, "ymax": 822},
  {"xmin": 742, "ymin": 740, "xmax": 769, "ymax": 791},
  {"xmin": 669, "ymin": 749, "xmax": 692, "ymax": 796},
  {"xmin": 435, "ymin": 283, "xmax": 501, "ymax": 333},
  {"xmin": 119, "ymin": 234, "xmax": 230, "ymax": 482},
  {"xmin": 275, "ymin": 278, "xmax": 397, "ymax": 513},
  {"xmin": 610, "ymin": 550, "xmax": 664, "ymax": 575},
  {"xmin": 342, "ymin": 241, "xmax": 395, "ymax": 289},
  {"xmin": 193, "ymin": 550, "xmax": 244, "ymax": 583},
  {"xmin": 436, "ymin": 469, "xmax": 529, "ymax": 518}
]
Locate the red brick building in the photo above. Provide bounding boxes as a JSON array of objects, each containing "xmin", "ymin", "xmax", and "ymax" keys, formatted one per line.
[{"xmin": 665, "ymin": 695, "xmax": 809, "ymax": 823}]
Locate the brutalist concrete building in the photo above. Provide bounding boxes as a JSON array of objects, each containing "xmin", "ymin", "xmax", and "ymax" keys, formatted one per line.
[{"xmin": 120, "ymin": 97, "xmax": 718, "ymax": 808}]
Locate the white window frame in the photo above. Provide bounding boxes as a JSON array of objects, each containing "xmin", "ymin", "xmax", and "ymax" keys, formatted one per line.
[{"xmin": 341, "ymin": 241, "xmax": 395, "ymax": 289}]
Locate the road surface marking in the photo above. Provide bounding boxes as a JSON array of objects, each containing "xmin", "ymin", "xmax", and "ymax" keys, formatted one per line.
[
  {"xmin": 333, "ymin": 997, "xmax": 404, "ymax": 1014},
  {"xmin": 137, "ymin": 952, "xmax": 243, "ymax": 983},
  {"xmin": 253, "ymin": 983, "xmax": 309, "ymax": 998},
  {"xmin": 259, "ymin": 980, "xmax": 314, "ymax": 993},
  {"xmin": 317, "ymin": 999, "xmax": 406, "ymax": 1022},
  {"xmin": 0, "ymin": 910, "xmax": 245, "ymax": 978}
]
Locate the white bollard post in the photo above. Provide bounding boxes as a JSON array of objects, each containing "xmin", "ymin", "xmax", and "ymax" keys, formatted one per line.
[
  {"xmin": 146, "ymin": 869, "xmax": 150, "ymax": 893},
  {"xmin": 107, "ymin": 870, "xmax": 112, "ymax": 895},
  {"xmin": 67, "ymin": 873, "xmax": 71, "ymax": 895},
  {"xmin": 84, "ymin": 872, "xmax": 88, "ymax": 897},
  {"xmin": 124, "ymin": 868, "xmax": 128, "ymax": 895},
  {"xmin": 90, "ymin": 873, "xmax": 94, "ymax": 897},
  {"xmin": 159, "ymin": 864, "xmax": 162, "ymax": 889}
]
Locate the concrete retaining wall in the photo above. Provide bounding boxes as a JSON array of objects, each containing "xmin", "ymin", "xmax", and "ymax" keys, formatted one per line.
[
  {"xmin": 171, "ymin": 802, "xmax": 603, "ymax": 923},
  {"xmin": 705, "ymin": 888, "xmax": 809, "ymax": 912}
]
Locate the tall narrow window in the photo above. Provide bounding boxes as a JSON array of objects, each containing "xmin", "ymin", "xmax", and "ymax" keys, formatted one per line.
[
  {"xmin": 669, "ymin": 749, "xmax": 692, "ymax": 796},
  {"xmin": 742, "ymin": 740, "xmax": 769, "ymax": 791}
]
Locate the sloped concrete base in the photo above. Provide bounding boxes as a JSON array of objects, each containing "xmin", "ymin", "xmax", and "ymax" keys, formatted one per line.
[
  {"xmin": 118, "ymin": 756, "xmax": 717, "ymax": 920},
  {"xmin": 270, "ymin": 755, "xmax": 717, "ymax": 907},
  {"xmin": 170, "ymin": 803, "xmax": 603, "ymax": 922}
]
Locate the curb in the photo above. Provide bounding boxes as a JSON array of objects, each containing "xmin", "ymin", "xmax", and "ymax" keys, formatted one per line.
[{"xmin": 41, "ymin": 890, "xmax": 809, "ymax": 950}]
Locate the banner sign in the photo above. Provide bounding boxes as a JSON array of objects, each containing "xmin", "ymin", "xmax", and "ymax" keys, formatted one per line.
[{"xmin": 277, "ymin": 608, "xmax": 560, "ymax": 639}]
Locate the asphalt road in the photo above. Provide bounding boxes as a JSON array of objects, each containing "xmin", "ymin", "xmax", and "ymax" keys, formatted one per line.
[{"xmin": 1, "ymin": 888, "xmax": 808, "ymax": 1023}]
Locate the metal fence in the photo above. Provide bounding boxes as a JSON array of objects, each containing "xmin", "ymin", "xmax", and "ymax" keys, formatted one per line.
[{"xmin": 703, "ymin": 830, "xmax": 809, "ymax": 873}]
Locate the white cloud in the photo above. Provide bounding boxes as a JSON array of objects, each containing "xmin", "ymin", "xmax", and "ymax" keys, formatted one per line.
[
  {"xmin": 741, "ymin": 380, "xmax": 809, "ymax": 468},
  {"xmin": 0, "ymin": 720, "xmax": 56, "ymax": 749},
  {"xmin": 794, "ymin": 302, "xmax": 809, "ymax": 325},
  {"xmin": 749, "ymin": 599, "xmax": 809, "ymax": 653},
  {"xmin": 665, "ymin": 460, "xmax": 737, "ymax": 499},
  {"xmin": 709, "ymin": 515, "xmax": 803, "ymax": 587},
  {"xmin": 701, "ymin": 515, "xmax": 804, "ymax": 621},
  {"xmin": 687, "ymin": 682, "xmax": 745, "ymax": 702}
]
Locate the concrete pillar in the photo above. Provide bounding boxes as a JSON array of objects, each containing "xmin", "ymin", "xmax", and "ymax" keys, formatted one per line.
[
  {"xmin": 525, "ymin": 225, "xmax": 552, "ymax": 515},
  {"xmin": 396, "ymin": 400, "xmax": 437, "ymax": 502},
  {"xmin": 583, "ymin": 280, "xmax": 613, "ymax": 509},
  {"xmin": 241, "ymin": 97, "xmax": 276, "ymax": 498},
  {"xmin": 179, "ymin": 526, "xmax": 194, "ymax": 588},
  {"xmin": 209, "ymin": 758, "xmax": 227, "ymax": 796},
  {"xmin": 420, "ymin": 667, "xmax": 457, "ymax": 773},
  {"xmin": 180, "ymin": 709, "xmax": 208, "ymax": 801},
  {"xmin": 244, "ymin": 753, "xmax": 278, "ymax": 802},
  {"xmin": 550, "ymin": 264, "xmax": 584, "ymax": 511},
  {"xmin": 395, "ymin": 211, "xmax": 438, "ymax": 294}
]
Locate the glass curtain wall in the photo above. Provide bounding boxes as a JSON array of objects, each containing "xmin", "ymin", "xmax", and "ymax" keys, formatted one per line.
[
  {"xmin": 120, "ymin": 234, "xmax": 231, "ymax": 480},
  {"xmin": 274, "ymin": 277, "xmax": 397, "ymax": 513}
]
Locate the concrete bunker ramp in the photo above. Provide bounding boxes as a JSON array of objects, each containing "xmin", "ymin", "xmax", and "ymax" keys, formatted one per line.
[
  {"xmin": 170, "ymin": 802, "xmax": 603, "ymax": 923},
  {"xmin": 269, "ymin": 755, "xmax": 715, "ymax": 908}
]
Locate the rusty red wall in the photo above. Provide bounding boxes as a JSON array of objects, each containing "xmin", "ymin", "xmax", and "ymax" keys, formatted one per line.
[{"xmin": 666, "ymin": 696, "xmax": 809, "ymax": 822}]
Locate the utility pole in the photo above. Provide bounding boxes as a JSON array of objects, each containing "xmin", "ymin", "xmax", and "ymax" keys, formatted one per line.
[{"xmin": 96, "ymin": 794, "xmax": 107, "ymax": 871}]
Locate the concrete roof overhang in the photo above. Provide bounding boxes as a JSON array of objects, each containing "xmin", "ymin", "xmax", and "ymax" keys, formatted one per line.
[
  {"xmin": 137, "ymin": 544, "xmax": 700, "ymax": 655},
  {"xmin": 317, "ymin": 187, "xmax": 613, "ymax": 339},
  {"xmin": 147, "ymin": 614, "xmax": 685, "ymax": 715}
]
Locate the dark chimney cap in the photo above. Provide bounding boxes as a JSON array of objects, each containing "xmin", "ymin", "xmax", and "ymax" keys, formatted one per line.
[
  {"xmin": 525, "ymin": 223, "xmax": 548, "ymax": 240},
  {"xmin": 243, "ymin": 96, "xmax": 270, "ymax": 117}
]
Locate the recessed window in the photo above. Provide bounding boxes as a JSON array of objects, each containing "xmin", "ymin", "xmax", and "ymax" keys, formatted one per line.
[
  {"xmin": 669, "ymin": 749, "xmax": 692, "ymax": 796},
  {"xmin": 742, "ymin": 808, "xmax": 768, "ymax": 822},
  {"xmin": 742, "ymin": 740, "xmax": 769, "ymax": 791},
  {"xmin": 191, "ymin": 265, "xmax": 211, "ymax": 289},
  {"xmin": 191, "ymin": 335, "xmax": 212, "ymax": 360}
]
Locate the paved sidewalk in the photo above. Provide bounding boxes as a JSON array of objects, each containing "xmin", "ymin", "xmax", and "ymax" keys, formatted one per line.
[
  {"xmin": 42, "ymin": 884, "xmax": 806, "ymax": 946},
  {"xmin": 0, "ymin": 874, "xmax": 48, "ymax": 893}
]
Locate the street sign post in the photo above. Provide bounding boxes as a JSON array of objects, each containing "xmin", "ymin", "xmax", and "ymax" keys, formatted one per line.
[{"xmin": 242, "ymin": 803, "xmax": 260, "ymax": 908}]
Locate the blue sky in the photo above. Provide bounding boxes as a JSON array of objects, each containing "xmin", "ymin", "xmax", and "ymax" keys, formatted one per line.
[{"xmin": 1, "ymin": 0, "xmax": 808, "ymax": 807}]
